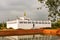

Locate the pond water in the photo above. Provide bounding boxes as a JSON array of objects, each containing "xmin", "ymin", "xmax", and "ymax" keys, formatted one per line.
[{"xmin": 0, "ymin": 35, "xmax": 60, "ymax": 40}]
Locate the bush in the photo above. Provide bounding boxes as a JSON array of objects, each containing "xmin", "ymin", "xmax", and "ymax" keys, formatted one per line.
[{"xmin": 51, "ymin": 22, "xmax": 60, "ymax": 29}]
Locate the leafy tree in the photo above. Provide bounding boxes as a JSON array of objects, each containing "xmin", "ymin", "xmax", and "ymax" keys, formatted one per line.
[
  {"xmin": 38, "ymin": 0, "xmax": 60, "ymax": 22},
  {"xmin": 0, "ymin": 23, "xmax": 2, "ymax": 29},
  {"xmin": 51, "ymin": 21, "xmax": 60, "ymax": 29},
  {"xmin": 0, "ymin": 23, "xmax": 6, "ymax": 29}
]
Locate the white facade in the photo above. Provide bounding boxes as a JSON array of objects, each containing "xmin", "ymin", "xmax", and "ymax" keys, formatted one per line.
[{"xmin": 6, "ymin": 17, "xmax": 51, "ymax": 29}]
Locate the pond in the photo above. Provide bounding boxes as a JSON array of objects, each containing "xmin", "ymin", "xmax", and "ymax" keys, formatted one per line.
[{"xmin": 0, "ymin": 34, "xmax": 60, "ymax": 40}]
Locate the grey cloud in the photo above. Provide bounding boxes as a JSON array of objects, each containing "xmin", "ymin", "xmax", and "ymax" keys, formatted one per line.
[{"xmin": 0, "ymin": 0, "xmax": 48, "ymax": 23}]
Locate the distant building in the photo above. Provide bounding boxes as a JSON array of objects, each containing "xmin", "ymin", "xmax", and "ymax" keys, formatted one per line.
[{"xmin": 6, "ymin": 12, "xmax": 51, "ymax": 29}]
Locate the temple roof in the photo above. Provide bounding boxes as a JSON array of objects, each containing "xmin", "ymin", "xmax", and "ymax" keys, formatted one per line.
[{"xmin": 19, "ymin": 17, "xmax": 31, "ymax": 20}]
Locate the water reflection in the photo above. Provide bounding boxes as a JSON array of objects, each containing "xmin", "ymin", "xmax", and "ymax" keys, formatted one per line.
[{"xmin": 0, "ymin": 35, "xmax": 60, "ymax": 40}]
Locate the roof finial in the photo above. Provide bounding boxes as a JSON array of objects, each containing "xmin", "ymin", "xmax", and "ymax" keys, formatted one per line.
[{"xmin": 24, "ymin": 11, "xmax": 26, "ymax": 16}]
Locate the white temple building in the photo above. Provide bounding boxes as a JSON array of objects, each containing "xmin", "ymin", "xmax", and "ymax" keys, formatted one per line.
[{"xmin": 6, "ymin": 12, "xmax": 51, "ymax": 29}]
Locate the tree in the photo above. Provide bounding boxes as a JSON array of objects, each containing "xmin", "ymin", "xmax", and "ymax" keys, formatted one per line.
[
  {"xmin": 0, "ymin": 23, "xmax": 6, "ymax": 29},
  {"xmin": 38, "ymin": 0, "xmax": 60, "ymax": 22}
]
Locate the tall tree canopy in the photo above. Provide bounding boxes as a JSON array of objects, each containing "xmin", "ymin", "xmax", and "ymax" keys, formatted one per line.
[{"xmin": 38, "ymin": 0, "xmax": 60, "ymax": 22}]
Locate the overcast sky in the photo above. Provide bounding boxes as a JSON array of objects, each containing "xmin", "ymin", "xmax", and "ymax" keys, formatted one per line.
[{"xmin": 0, "ymin": 0, "xmax": 49, "ymax": 23}]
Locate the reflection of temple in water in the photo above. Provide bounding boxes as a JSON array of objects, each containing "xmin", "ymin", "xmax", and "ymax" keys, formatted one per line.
[{"xmin": 0, "ymin": 35, "xmax": 60, "ymax": 40}]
